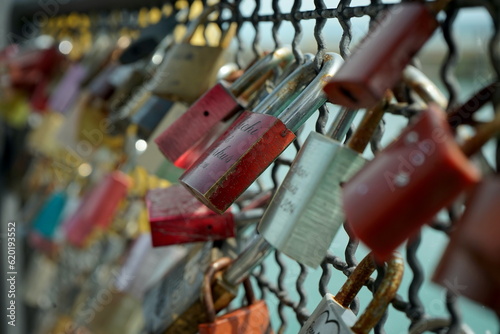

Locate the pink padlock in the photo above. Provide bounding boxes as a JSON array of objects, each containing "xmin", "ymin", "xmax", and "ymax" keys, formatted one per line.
[
  {"xmin": 63, "ymin": 171, "xmax": 130, "ymax": 247},
  {"xmin": 433, "ymin": 178, "xmax": 500, "ymax": 314},
  {"xmin": 343, "ymin": 104, "xmax": 480, "ymax": 261}
]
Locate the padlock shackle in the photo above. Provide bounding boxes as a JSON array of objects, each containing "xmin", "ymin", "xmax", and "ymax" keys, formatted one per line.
[
  {"xmin": 278, "ymin": 53, "xmax": 344, "ymax": 132},
  {"xmin": 203, "ymin": 257, "xmax": 255, "ymax": 323},
  {"xmin": 252, "ymin": 54, "xmax": 316, "ymax": 117},
  {"xmin": 460, "ymin": 106, "xmax": 500, "ymax": 157},
  {"xmin": 229, "ymin": 47, "xmax": 295, "ymax": 98},
  {"xmin": 223, "ymin": 235, "xmax": 273, "ymax": 286},
  {"xmin": 336, "ymin": 253, "xmax": 404, "ymax": 334},
  {"xmin": 402, "ymin": 65, "xmax": 447, "ymax": 110},
  {"xmin": 346, "ymin": 94, "xmax": 391, "ymax": 153},
  {"xmin": 181, "ymin": 4, "xmax": 235, "ymax": 46},
  {"xmin": 409, "ymin": 317, "xmax": 474, "ymax": 334},
  {"xmin": 447, "ymin": 82, "xmax": 499, "ymax": 129},
  {"xmin": 234, "ymin": 208, "xmax": 264, "ymax": 227},
  {"xmin": 326, "ymin": 107, "xmax": 358, "ymax": 141}
]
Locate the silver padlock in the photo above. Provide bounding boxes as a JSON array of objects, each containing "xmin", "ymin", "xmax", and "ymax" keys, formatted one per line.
[
  {"xmin": 299, "ymin": 253, "xmax": 404, "ymax": 334},
  {"xmin": 259, "ymin": 67, "xmax": 446, "ymax": 268},
  {"xmin": 142, "ymin": 242, "xmax": 213, "ymax": 334}
]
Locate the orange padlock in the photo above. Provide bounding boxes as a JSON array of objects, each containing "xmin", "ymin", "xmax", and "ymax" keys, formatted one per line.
[{"xmin": 198, "ymin": 257, "xmax": 273, "ymax": 334}]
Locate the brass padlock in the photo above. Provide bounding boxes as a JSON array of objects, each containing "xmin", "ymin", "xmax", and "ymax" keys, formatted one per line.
[{"xmin": 151, "ymin": 5, "xmax": 236, "ymax": 104}]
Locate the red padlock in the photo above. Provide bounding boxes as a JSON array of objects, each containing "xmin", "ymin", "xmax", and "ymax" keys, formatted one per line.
[
  {"xmin": 198, "ymin": 257, "xmax": 273, "ymax": 334},
  {"xmin": 154, "ymin": 47, "xmax": 293, "ymax": 169},
  {"xmin": 433, "ymin": 178, "xmax": 500, "ymax": 314},
  {"xmin": 180, "ymin": 53, "xmax": 344, "ymax": 213},
  {"xmin": 62, "ymin": 171, "xmax": 130, "ymax": 247},
  {"xmin": 343, "ymin": 104, "xmax": 480, "ymax": 261},
  {"xmin": 323, "ymin": 2, "xmax": 442, "ymax": 109}
]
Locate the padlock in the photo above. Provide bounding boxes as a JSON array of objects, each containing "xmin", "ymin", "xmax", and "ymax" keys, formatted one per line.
[
  {"xmin": 151, "ymin": 5, "xmax": 236, "ymax": 104},
  {"xmin": 131, "ymin": 96, "xmax": 175, "ymax": 139},
  {"xmin": 180, "ymin": 53, "xmax": 344, "ymax": 213},
  {"xmin": 30, "ymin": 190, "xmax": 67, "ymax": 242},
  {"xmin": 433, "ymin": 177, "xmax": 500, "ymax": 314},
  {"xmin": 23, "ymin": 253, "xmax": 58, "ymax": 308},
  {"xmin": 259, "ymin": 68, "xmax": 443, "ymax": 268},
  {"xmin": 143, "ymin": 242, "xmax": 215, "ymax": 334},
  {"xmin": 48, "ymin": 63, "xmax": 87, "ymax": 114},
  {"xmin": 343, "ymin": 104, "xmax": 481, "ymax": 261},
  {"xmin": 323, "ymin": 1, "xmax": 447, "ymax": 108},
  {"xmin": 409, "ymin": 317, "xmax": 474, "ymax": 334},
  {"xmin": 198, "ymin": 257, "xmax": 273, "ymax": 334},
  {"xmin": 147, "ymin": 185, "xmax": 262, "ymax": 246},
  {"xmin": 62, "ymin": 171, "xmax": 131, "ymax": 248},
  {"xmin": 135, "ymin": 102, "xmax": 188, "ymax": 175},
  {"xmin": 299, "ymin": 252, "xmax": 404, "ymax": 334},
  {"xmin": 154, "ymin": 47, "xmax": 294, "ymax": 168},
  {"xmin": 258, "ymin": 107, "xmax": 361, "ymax": 268}
]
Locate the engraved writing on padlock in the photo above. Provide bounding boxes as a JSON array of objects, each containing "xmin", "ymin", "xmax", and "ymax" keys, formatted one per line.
[
  {"xmin": 154, "ymin": 48, "xmax": 293, "ymax": 168},
  {"xmin": 62, "ymin": 171, "xmax": 131, "ymax": 247},
  {"xmin": 198, "ymin": 258, "xmax": 273, "ymax": 334},
  {"xmin": 147, "ymin": 185, "xmax": 236, "ymax": 246},
  {"xmin": 433, "ymin": 178, "xmax": 500, "ymax": 314},
  {"xmin": 180, "ymin": 53, "xmax": 344, "ymax": 213},
  {"xmin": 343, "ymin": 104, "xmax": 480, "ymax": 260},
  {"xmin": 299, "ymin": 253, "xmax": 404, "ymax": 334},
  {"xmin": 323, "ymin": 2, "xmax": 440, "ymax": 109}
]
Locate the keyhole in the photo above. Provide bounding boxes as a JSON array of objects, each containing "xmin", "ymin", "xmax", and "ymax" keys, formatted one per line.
[
  {"xmin": 203, "ymin": 111, "xmax": 210, "ymax": 117},
  {"xmin": 340, "ymin": 87, "xmax": 359, "ymax": 104},
  {"xmin": 207, "ymin": 225, "xmax": 213, "ymax": 230}
]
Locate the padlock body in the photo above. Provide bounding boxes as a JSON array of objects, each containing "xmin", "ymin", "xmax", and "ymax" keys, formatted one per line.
[
  {"xmin": 433, "ymin": 179, "xmax": 500, "ymax": 313},
  {"xmin": 259, "ymin": 132, "xmax": 365, "ymax": 268},
  {"xmin": 31, "ymin": 191, "xmax": 67, "ymax": 239},
  {"xmin": 155, "ymin": 82, "xmax": 243, "ymax": 167},
  {"xmin": 299, "ymin": 293, "xmax": 356, "ymax": 334},
  {"xmin": 343, "ymin": 105, "xmax": 480, "ymax": 260},
  {"xmin": 151, "ymin": 44, "xmax": 225, "ymax": 104},
  {"xmin": 180, "ymin": 110, "xmax": 296, "ymax": 213},
  {"xmin": 147, "ymin": 185, "xmax": 235, "ymax": 246},
  {"xmin": 198, "ymin": 300, "xmax": 273, "ymax": 334},
  {"xmin": 132, "ymin": 95, "xmax": 174, "ymax": 140},
  {"xmin": 142, "ymin": 242, "xmax": 213, "ymax": 334},
  {"xmin": 63, "ymin": 171, "xmax": 130, "ymax": 247},
  {"xmin": 323, "ymin": 3, "xmax": 438, "ymax": 108},
  {"xmin": 48, "ymin": 63, "xmax": 87, "ymax": 114}
]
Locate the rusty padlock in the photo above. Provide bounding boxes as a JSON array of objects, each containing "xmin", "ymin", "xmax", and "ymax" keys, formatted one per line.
[
  {"xmin": 299, "ymin": 253, "xmax": 404, "ymax": 334},
  {"xmin": 154, "ymin": 47, "xmax": 294, "ymax": 168},
  {"xmin": 342, "ymin": 103, "xmax": 493, "ymax": 261},
  {"xmin": 323, "ymin": 0, "xmax": 449, "ymax": 108},
  {"xmin": 151, "ymin": 5, "xmax": 236, "ymax": 104},
  {"xmin": 147, "ymin": 185, "xmax": 262, "ymax": 246},
  {"xmin": 433, "ymin": 177, "xmax": 500, "ymax": 314},
  {"xmin": 198, "ymin": 257, "xmax": 273, "ymax": 334},
  {"xmin": 180, "ymin": 53, "xmax": 344, "ymax": 214},
  {"xmin": 62, "ymin": 171, "xmax": 131, "ymax": 248},
  {"xmin": 259, "ymin": 66, "xmax": 447, "ymax": 268}
]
